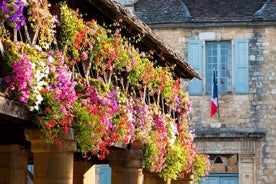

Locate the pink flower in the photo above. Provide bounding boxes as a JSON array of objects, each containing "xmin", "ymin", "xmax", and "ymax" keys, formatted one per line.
[
  {"xmin": 19, "ymin": 96, "xmax": 28, "ymax": 103},
  {"xmin": 81, "ymin": 51, "xmax": 88, "ymax": 61},
  {"xmin": 9, "ymin": 84, "xmax": 15, "ymax": 90},
  {"xmin": 4, "ymin": 76, "xmax": 11, "ymax": 83}
]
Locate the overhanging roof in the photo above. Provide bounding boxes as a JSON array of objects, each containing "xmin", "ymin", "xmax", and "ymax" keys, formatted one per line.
[{"xmin": 77, "ymin": 0, "xmax": 201, "ymax": 79}]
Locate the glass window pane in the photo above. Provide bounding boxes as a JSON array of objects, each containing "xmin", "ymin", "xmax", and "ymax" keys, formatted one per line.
[
  {"xmin": 206, "ymin": 42, "xmax": 218, "ymax": 93},
  {"xmin": 208, "ymin": 154, "xmax": 239, "ymax": 173},
  {"xmin": 206, "ymin": 41, "xmax": 232, "ymax": 94}
]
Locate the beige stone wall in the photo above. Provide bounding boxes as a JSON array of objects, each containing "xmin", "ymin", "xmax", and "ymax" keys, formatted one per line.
[
  {"xmin": 152, "ymin": 25, "xmax": 276, "ymax": 184},
  {"xmin": 154, "ymin": 27, "xmax": 256, "ymax": 128}
]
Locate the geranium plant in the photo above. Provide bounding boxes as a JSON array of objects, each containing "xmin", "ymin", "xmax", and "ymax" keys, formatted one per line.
[{"xmin": 0, "ymin": 0, "xmax": 211, "ymax": 181}]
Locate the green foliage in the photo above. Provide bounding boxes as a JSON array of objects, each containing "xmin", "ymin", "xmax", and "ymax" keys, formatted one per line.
[
  {"xmin": 159, "ymin": 140, "xmax": 188, "ymax": 180},
  {"xmin": 58, "ymin": 2, "xmax": 85, "ymax": 58},
  {"xmin": 1, "ymin": 1, "xmax": 211, "ymax": 181},
  {"xmin": 192, "ymin": 153, "xmax": 212, "ymax": 182}
]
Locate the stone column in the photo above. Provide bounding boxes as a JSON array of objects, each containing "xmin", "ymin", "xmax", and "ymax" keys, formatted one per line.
[
  {"xmin": 109, "ymin": 148, "xmax": 143, "ymax": 184},
  {"xmin": 25, "ymin": 128, "xmax": 77, "ymax": 184},
  {"xmin": 143, "ymin": 170, "xmax": 170, "ymax": 184},
  {"xmin": 171, "ymin": 173, "xmax": 194, "ymax": 184},
  {"xmin": 0, "ymin": 144, "xmax": 28, "ymax": 184},
  {"xmin": 240, "ymin": 154, "xmax": 254, "ymax": 184}
]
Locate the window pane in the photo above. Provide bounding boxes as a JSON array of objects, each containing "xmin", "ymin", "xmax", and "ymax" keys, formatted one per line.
[
  {"xmin": 209, "ymin": 154, "xmax": 239, "ymax": 173},
  {"xmin": 206, "ymin": 42, "xmax": 218, "ymax": 93},
  {"xmin": 206, "ymin": 42, "xmax": 231, "ymax": 94},
  {"xmin": 220, "ymin": 42, "xmax": 232, "ymax": 93}
]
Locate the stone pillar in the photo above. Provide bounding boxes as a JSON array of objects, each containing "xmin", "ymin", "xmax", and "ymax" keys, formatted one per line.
[
  {"xmin": 109, "ymin": 148, "xmax": 143, "ymax": 184},
  {"xmin": 73, "ymin": 161, "xmax": 95, "ymax": 184},
  {"xmin": 240, "ymin": 154, "xmax": 254, "ymax": 184},
  {"xmin": 143, "ymin": 170, "xmax": 170, "ymax": 184},
  {"xmin": 25, "ymin": 128, "xmax": 77, "ymax": 184},
  {"xmin": 171, "ymin": 173, "xmax": 194, "ymax": 184},
  {"xmin": 0, "ymin": 144, "xmax": 28, "ymax": 184}
]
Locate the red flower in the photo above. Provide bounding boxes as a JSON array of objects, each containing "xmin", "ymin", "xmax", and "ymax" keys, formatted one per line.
[
  {"xmin": 49, "ymin": 119, "xmax": 55, "ymax": 126},
  {"xmin": 45, "ymin": 120, "xmax": 55, "ymax": 129},
  {"xmin": 64, "ymin": 125, "xmax": 68, "ymax": 135},
  {"xmin": 115, "ymin": 33, "xmax": 121, "ymax": 39},
  {"xmin": 179, "ymin": 172, "xmax": 185, "ymax": 179},
  {"xmin": 57, "ymin": 140, "xmax": 62, "ymax": 147},
  {"xmin": 70, "ymin": 60, "xmax": 76, "ymax": 66},
  {"xmin": 104, "ymin": 48, "xmax": 109, "ymax": 53},
  {"xmin": 74, "ymin": 40, "xmax": 81, "ymax": 50},
  {"xmin": 113, "ymin": 42, "xmax": 118, "ymax": 48},
  {"xmin": 45, "ymin": 107, "xmax": 51, "ymax": 113},
  {"xmin": 96, "ymin": 53, "xmax": 102, "ymax": 58}
]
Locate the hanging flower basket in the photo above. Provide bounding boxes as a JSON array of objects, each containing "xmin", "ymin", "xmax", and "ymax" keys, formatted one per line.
[
  {"xmin": 143, "ymin": 169, "xmax": 171, "ymax": 184},
  {"xmin": 171, "ymin": 173, "xmax": 194, "ymax": 184},
  {"xmin": 0, "ymin": 0, "xmax": 211, "ymax": 180}
]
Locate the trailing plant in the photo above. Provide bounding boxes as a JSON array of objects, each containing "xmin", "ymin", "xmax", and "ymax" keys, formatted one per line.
[{"xmin": 0, "ymin": 0, "xmax": 211, "ymax": 180}]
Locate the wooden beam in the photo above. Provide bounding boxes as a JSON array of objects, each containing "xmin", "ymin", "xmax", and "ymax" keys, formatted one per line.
[{"xmin": 0, "ymin": 93, "xmax": 33, "ymax": 122}]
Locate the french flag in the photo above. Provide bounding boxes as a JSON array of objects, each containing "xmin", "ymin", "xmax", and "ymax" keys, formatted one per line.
[{"xmin": 210, "ymin": 71, "xmax": 218, "ymax": 117}]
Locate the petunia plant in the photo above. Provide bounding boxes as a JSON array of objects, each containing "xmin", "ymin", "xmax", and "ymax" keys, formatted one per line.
[{"xmin": 0, "ymin": 0, "xmax": 210, "ymax": 182}]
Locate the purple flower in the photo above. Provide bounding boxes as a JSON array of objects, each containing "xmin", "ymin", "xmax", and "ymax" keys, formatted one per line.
[{"xmin": 0, "ymin": 0, "xmax": 26, "ymax": 30}]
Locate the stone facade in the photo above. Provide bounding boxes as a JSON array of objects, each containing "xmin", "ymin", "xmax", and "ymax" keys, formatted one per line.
[
  {"xmin": 128, "ymin": 0, "xmax": 276, "ymax": 183},
  {"xmin": 145, "ymin": 24, "xmax": 276, "ymax": 184}
]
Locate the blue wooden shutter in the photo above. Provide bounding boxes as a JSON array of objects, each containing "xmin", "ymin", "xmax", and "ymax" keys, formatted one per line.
[
  {"xmin": 234, "ymin": 39, "xmax": 249, "ymax": 94},
  {"xmin": 100, "ymin": 165, "xmax": 111, "ymax": 184},
  {"xmin": 188, "ymin": 40, "xmax": 203, "ymax": 95}
]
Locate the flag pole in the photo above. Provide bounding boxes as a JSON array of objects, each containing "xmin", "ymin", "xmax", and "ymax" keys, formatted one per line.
[
  {"xmin": 211, "ymin": 69, "xmax": 220, "ymax": 120},
  {"xmin": 215, "ymin": 70, "xmax": 220, "ymax": 122}
]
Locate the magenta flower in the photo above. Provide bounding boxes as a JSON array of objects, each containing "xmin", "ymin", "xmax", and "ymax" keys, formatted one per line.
[
  {"xmin": 81, "ymin": 51, "xmax": 88, "ymax": 61},
  {"xmin": 4, "ymin": 76, "xmax": 11, "ymax": 83}
]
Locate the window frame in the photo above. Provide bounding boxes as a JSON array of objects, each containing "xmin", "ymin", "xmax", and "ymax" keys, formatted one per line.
[{"xmin": 205, "ymin": 41, "xmax": 232, "ymax": 94}]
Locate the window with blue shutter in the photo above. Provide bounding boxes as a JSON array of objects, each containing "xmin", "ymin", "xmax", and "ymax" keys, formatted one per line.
[
  {"xmin": 234, "ymin": 39, "xmax": 249, "ymax": 94},
  {"xmin": 188, "ymin": 40, "xmax": 203, "ymax": 95},
  {"xmin": 187, "ymin": 39, "xmax": 248, "ymax": 95}
]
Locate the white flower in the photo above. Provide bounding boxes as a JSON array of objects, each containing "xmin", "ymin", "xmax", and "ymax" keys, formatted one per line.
[
  {"xmin": 30, "ymin": 106, "xmax": 34, "ymax": 111},
  {"xmin": 34, "ymin": 45, "xmax": 42, "ymax": 52},
  {"xmin": 48, "ymin": 55, "xmax": 54, "ymax": 63}
]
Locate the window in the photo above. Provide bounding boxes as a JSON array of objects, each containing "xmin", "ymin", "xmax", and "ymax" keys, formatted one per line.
[
  {"xmin": 209, "ymin": 154, "xmax": 239, "ymax": 173},
  {"xmin": 188, "ymin": 39, "xmax": 249, "ymax": 95},
  {"xmin": 206, "ymin": 42, "xmax": 232, "ymax": 94},
  {"xmin": 199, "ymin": 154, "xmax": 239, "ymax": 184}
]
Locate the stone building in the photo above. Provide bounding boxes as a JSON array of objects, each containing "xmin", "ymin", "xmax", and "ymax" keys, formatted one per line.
[{"xmin": 120, "ymin": 0, "xmax": 276, "ymax": 183}]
